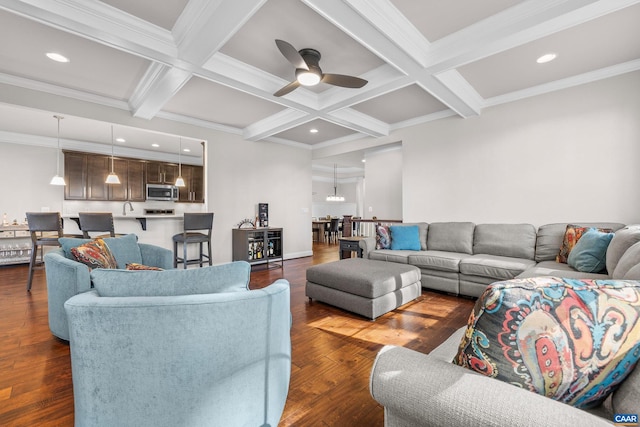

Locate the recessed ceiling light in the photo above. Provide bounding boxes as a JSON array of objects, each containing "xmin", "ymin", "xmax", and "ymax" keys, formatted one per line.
[
  {"xmin": 310, "ymin": 128, "xmax": 318, "ymax": 134},
  {"xmin": 151, "ymin": 143, "xmax": 159, "ymax": 147},
  {"xmin": 115, "ymin": 137, "xmax": 126, "ymax": 143},
  {"xmin": 46, "ymin": 52, "xmax": 70, "ymax": 63},
  {"xmin": 536, "ymin": 53, "xmax": 557, "ymax": 64},
  {"xmin": 361, "ymin": 159, "xmax": 366, "ymax": 163},
  {"xmin": 183, "ymin": 148, "xmax": 190, "ymax": 152}
]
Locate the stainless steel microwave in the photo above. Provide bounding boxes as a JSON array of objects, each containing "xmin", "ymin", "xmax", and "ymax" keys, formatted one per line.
[{"xmin": 146, "ymin": 184, "xmax": 179, "ymax": 201}]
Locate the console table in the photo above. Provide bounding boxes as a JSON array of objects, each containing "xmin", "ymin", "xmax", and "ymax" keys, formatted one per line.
[{"xmin": 338, "ymin": 236, "xmax": 365, "ymax": 259}]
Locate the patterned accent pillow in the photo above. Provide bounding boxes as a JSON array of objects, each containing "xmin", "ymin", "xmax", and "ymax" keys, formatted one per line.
[
  {"xmin": 453, "ymin": 277, "xmax": 640, "ymax": 409},
  {"xmin": 375, "ymin": 224, "xmax": 391, "ymax": 250},
  {"xmin": 556, "ymin": 224, "xmax": 613, "ymax": 263},
  {"xmin": 70, "ymin": 238, "xmax": 117, "ymax": 270},
  {"xmin": 125, "ymin": 263, "xmax": 163, "ymax": 271}
]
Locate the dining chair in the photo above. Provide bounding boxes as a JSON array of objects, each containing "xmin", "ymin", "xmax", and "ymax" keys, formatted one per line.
[
  {"xmin": 78, "ymin": 212, "xmax": 118, "ymax": 239},
  {"xmin": 172, "ymin": 213, "xmax": 214, "ymax": 268},
  {"xmin": 25, "ymin": 212, "xmax": 74, "ymax": 291}
]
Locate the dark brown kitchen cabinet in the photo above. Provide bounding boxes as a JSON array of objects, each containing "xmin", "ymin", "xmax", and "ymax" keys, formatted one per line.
[
  {"xmin": 87, "ymin": 156, "xmax": 110, "ymax": 200},
  {"xmin": 64, "ymin": 152, "xmax": 146, "ymax": 202},
  {"xmin": 107, "ymin": 158, "xmax": 129, "ymax": 201},
  {"xmin": 147, "ymin": 161, "xmax": 178, "ymax": 184},
  {"xmin": 126, "ymin": 160, "xmax": 146, "ymax": 202},
  {"xmin": 64, "ymin": 151, "xmax": 87, "ymax": 200},
  {"xmin": 178, "ymin": 165, "xmax": 204, "ymax": 203}
]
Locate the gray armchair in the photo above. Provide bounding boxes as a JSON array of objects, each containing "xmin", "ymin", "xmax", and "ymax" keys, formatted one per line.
[
  {"xmin": 64, "ymin": 265, "xmax": 291, "ymax": 427},
  {"xmin": 44, "ymin": 236, "xmax": 173, "ymax": 340}
]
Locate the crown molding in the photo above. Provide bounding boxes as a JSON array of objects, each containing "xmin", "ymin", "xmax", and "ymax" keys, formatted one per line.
[{"xmin": 484, "ymin": 59, "xmax": 640, "ymax": 108}]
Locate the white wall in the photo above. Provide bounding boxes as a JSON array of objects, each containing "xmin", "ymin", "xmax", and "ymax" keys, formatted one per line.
[
  {"xmin": 0, "ymin": 142, "xmax": 64, "ymax": 221},
  {"xmin": 399, "ymin": 71, "xmax": 640, "ymax": 226},
  {"xmin": 363, "ymin": 148, "xmax": 403, "ymax": 220}
]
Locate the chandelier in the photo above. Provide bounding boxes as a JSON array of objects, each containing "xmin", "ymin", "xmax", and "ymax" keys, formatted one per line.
[{"xmin": 326, "ymin": 164, "xmax": 344, "ymax": 202}]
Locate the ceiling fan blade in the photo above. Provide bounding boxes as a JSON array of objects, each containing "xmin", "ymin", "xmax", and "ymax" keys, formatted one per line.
[
  {"xmin": 275, "ymin": 39, "xmax": 308, "ymax": 71},
  {"xmin": 322, "ymin": 73, "xmax": 368, "ymax": 88},
  {"xmin": 274, "ymin": 80, "xmax": 301, "ymax": 97},
  {"xmin": 322, "ymin": 74, "xmax": 368, "ymax": 88}
]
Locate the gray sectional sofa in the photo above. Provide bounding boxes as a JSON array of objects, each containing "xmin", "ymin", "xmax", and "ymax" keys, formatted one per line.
[{"xmin": 360, "ymin": 222, "xmax": 640, "ymax": 297}]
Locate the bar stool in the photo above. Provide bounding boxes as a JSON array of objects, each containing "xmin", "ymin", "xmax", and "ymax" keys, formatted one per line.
[
  {"xmin": 78, "ymin": 212, "xmax": 119, "ymax": 239},
  {"xmin": 25, "ymin": 212, "xmax": 66, "ymax": 291},
  {"xmin": 172, "ymin": 213, "xmax": 214, "ymax": 269}
]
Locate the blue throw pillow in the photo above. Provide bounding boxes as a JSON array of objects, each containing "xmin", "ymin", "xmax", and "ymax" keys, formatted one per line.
[
  {"xmin": 390, "ymin": 225, "xmax": 421, "ymax": 251},
  {"xmin": 567, "ymin": 228, "xmax": 615, "ymax": 273}
]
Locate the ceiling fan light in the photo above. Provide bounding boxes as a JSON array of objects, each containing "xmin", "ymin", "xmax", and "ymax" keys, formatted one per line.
[{"xmin": 297, "ymin": 70, "xmax": 321, "ymax": 86}]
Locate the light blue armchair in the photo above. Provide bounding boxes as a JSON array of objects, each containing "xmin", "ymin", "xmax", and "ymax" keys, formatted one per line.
[
  {"xmin": 64, "ymin": 262, "xmax": 291, "ymax": 427},
  {"xmin": 44, "ymin": 234, "xmax": 173, "ymax": 340}
]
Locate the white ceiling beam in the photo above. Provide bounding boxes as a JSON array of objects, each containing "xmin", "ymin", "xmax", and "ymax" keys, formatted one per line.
[
  {"xmin": 173, "ymin": 0, "xmax": 267, "ymax": 64},
  {"xmin": 425, "ymin": 0, "xmax": 640, "ymax": 73},
  {"xmin": 0, "ymin": 0, "xmax": 177, "ymax": 63},
  {"xmin": 304, "ymin": 0, "xmax": 481, "ymax": 118},
  {"xmin": 325, "ymin": 108, "xmax": 389, "ymax": 137},
  {"xmin": 130, "ymin": 0, "xmax": 266, "ymax": 120},
  {"xmin": 243, "ymin": 109, "xmax": 312, "ymax": 141}
]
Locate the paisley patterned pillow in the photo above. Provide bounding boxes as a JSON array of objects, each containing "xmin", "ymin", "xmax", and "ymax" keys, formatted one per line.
[
  {"xmin": 453, "ymin": 276, "xmax": 640, "ymax": 409},
  {"xmin": 70, "ymin": 238, "xmax": 117, "ymax": 270},
  {"xmin": 126, "ymin": 263, "xmax": 163, "ymax": 271},
  {"xmin": 375, "ymin": 225, "xmax": 391, "ymax": 250}
]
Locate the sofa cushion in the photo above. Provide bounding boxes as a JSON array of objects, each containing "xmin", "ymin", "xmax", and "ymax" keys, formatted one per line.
[
  {"xmin": 376, "ymin": 225, "xmax": 391, "ymax": 250},
  {"xmin": 59, "ymin": 237, "xmax": 91, "ymax": 259},
  {"xmin": 473, "ymin": 224, "xmax": 536, "ymax": 260},
  {"xmin": 557, "ymin": 224, "xmax": 614, "ymax": 264},
  {"xmin": 408, "ymin": 251, "xmax": 472, "ymax": 272},
  {"xmin": 459, "ymin": 255, "xmax": 536, "ymax": 281},
  {"xmin": 613, "ymin": 242, "xmax": 640, "ymax": 280},
  {"xmin": 624, "ymin": 264, "xmax": 640, "ymax": 280},
  {"xmin": 70, "ymin": 239, "xmax": 118, "ymax": 270},
  {"xmin": 427, "ymin": 222, "xmax": 475, "ymax": 254},
  {"xmin": 390, "ymin": 225, "xmax": 421, "ymax": 251},
  {"xmin": 91, "ymin": 262, "xmax": 251, "ymax": 297},
  {"xmin": 566, "ymin": 228, "xmax": 614, "ymax": 273},
  {"xmin": 613, "ymin": 362, "xmax": 640, "ymax": 416},
  {"xmin": 453, "ymin": 276, "xmax": 640, "ymax": 409},
  {"xmin": 535, "ymin": 223, "xmax": 625, "ymax": 263},
  {"xmin": 517, "ymin": 261, "xmax": 610, "ymax": 280},
  {"xmin": 369, "ymin": 250, "xmax": 410, "ymax": 264},
  {"xmin": 607, "ymin": 225, "xmax": 640, "ymax": 275},
  {"xmin": 101, "ymin": 234, "xmax": 143, "ymax": 269}
]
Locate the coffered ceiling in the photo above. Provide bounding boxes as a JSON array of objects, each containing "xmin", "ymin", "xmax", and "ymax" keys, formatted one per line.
[{"xmin": 0, "ymin": 0, "xmax": 638, "ymax": 161}]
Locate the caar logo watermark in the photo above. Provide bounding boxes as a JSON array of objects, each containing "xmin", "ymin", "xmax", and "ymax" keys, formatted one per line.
[{"xmin": 614, "ymin": 414, "xmax": 639, "ymax": 426}]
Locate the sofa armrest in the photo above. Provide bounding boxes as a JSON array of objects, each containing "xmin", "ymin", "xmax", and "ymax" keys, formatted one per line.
[
  {"xmin": 139, "ymin": 243, "xmax": 174, "ymax": 269},
  {"xmin": 359, "ymin": 236, "xmax": 376, "ymax": 259},
  {"xmin": 44, "ymin": 249, "xmax": 92, "ymax": 340},
  {"xmin": 370, "ymin": 345, "xmax": 611, "ymax": 427}
]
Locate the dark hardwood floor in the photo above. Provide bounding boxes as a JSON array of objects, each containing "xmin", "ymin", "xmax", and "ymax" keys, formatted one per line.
[{"xmin": 0, "ymin": 242, "xmax": 475, "ymax": 427}]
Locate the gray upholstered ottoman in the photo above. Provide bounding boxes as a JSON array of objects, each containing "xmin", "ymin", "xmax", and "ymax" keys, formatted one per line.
[{"xmin": 305, "ymin": 258, "xmax": 421, "ymax": 319}]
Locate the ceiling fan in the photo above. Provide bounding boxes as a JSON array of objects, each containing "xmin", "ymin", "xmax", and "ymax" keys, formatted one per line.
[{"xmin": 273, "ymin": 39, "xmax": 368, "ymax": 97}]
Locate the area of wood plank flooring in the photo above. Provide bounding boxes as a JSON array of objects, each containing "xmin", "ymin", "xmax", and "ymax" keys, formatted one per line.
[{"xmin": 0, "ymin": 242, "xmax": 475, "ymax": 426}]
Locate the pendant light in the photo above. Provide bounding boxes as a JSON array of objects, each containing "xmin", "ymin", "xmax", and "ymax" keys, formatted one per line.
[
  {"xmin": 175, "ymin": 137, "xmax": 185, "ymax": 187},
  {"xmin": 105, "ymin": 125, "xmax": 121, "ymax": 184},
  {"xmin": 326, "ymin": 163, "xmax": 344, "ymax": 202},
  {"xmin": 49, "ymin": 115, "xmax": 66, "ymax": 186}
]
